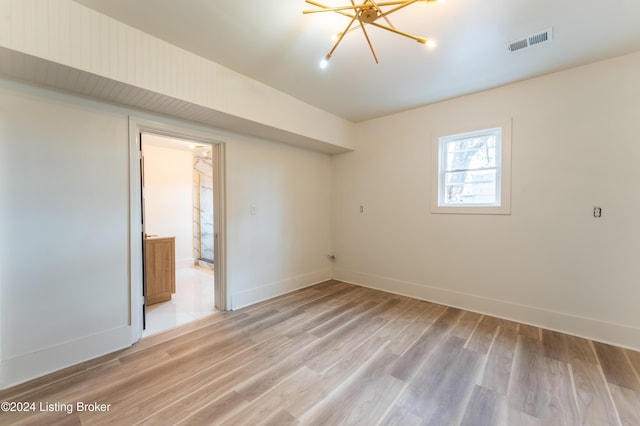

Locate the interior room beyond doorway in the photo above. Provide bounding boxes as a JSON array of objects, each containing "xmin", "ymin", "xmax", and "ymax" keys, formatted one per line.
[{"xmin": 141, "ymin": 133, "xmax": 217, "ymax": 336}]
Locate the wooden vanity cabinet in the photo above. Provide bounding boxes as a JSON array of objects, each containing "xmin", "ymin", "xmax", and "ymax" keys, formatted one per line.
[{"xmin": 145, "ymin": 236, "xmax": 176, "ymax": 305}]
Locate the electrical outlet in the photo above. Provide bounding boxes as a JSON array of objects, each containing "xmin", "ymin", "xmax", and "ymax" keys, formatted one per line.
[
  {"xmin": 360, "ymin": 205, "xmax": 364, "ymax": 213},
  {"xmin": 593, "ymin": 207, "xmax": 602, "ymax": 218}
]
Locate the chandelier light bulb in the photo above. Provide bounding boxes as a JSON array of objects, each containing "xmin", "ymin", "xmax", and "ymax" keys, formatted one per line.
[
  {"xmin": 426, "ymin": 39, "xmax": 436, "ymax": 48},
  {"xmin": 320, "ymin": 58, "xmax": 329, "ymax": 69}
]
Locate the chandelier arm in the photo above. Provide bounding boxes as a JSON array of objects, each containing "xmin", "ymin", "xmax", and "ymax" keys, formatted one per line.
[
  {"xmin": 326, "ymin": 12, "xmax": 360, "ymax": 59},
  {"xmin": 369, "ymin": 20, "xmax": 427, "ymax": 43},
  {"xmin": 304, "ymin": 0, "xmax": 431, "ymax": 14},
  {"xmin": 376, "ymin": 0, "xmax": 421, "ymax": 20},
  {"xmin": 304, "ymin": 0, "xmax": 436, "ymax": 63},
  {"xmin": 368, "ymin": 0, "xmax": 397, "ymax": 29},
  {"xmin": 303, "ymin": 1, "xmax": 368, "ymax": 14},
  {"xmin": 359, "ymin": 23, "xmax": 379, "ymax": 63},
  {"xmin": 345, "ymin": 19, "xmax": 428, "ymax": 44},
  {"xmin": 308, "ymin": 6, "xmax": 358, "ymax": 23}
]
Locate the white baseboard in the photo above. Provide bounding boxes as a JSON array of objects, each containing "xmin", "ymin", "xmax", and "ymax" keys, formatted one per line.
[
  {"xmin": 230, "ymin": 268, "xmax": 332, "ymax": 310},
  {"xmin": 0, "ymin": 326, "xmax": 132, "ymax": 390},
  {"xmin": 333, "ymin": 267, "xmax": 640, "ymax": 352}
]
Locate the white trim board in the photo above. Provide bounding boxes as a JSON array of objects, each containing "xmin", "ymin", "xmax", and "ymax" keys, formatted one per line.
[
  {"xmin": 129, "ymin": 117, "xmax": 229, "ymax": 345},
  {"xmin": 230, "ymin": 268, "xmax": 332, "ymax": 310},
  {"xmin": 0, "ymin": 326, "xmax": 131, "ymax": 390},
  {"xmin": 333, "ymin": 267, "xmax": 640, "ymax": 352}
]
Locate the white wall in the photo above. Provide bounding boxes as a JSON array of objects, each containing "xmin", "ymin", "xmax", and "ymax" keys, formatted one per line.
[
  {"xmin": 0, "ymin": 80, "xmax": 131, "ymax": 387},
  {"xmin": 226, "ymin": 135, "xmax": 333, "ymax": 309},
  {"xmin": 332, "ymin": 51, "xmax": 640, "ymax": 350},
  {"xmin": 0, "ymin": 78, "xmax": 333, "ymax": 388},
  {"xmin": 142, "ymin": 142, "xmax": 194, "ymax": 264}
]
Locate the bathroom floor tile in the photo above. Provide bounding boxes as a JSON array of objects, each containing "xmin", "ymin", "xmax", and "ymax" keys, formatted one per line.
[{"xmin": 143, "ymin": 265, "xmax": 216, "ymax": 337}]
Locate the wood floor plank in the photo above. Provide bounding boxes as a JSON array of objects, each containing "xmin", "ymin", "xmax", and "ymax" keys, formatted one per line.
[
  {"xmin": 174, "ymin": 390, "xmax": 248, "ymax": 426},
  {"xmin": 389, "ymin": 307, "xmax": 461, "ymax": 382},
  {"xmin": 571, "ymin": 359, "xmax": 620, "ymax": 426},
  {"xmin": 1, "ymin": 281, "xmax": 638, "ymax": 425},
  {"xmin": 302, "ymin": 300, "xmax": 401, "ymax": 374},
  {"xmin": 608, "ymin": 383, "xmax": 640, "ymax": 426},
  {"xmin": 9, "ymin": 408, "xmax": 78, "ymax": 426},
  {"xmin": 298, "ymin": 347, "xmax": 403, "ymax": 425},
  {"xmin": 397, "ymin": 335, "xmax": 481, "ymax": 425},
  {"xmin": 305, "ymin": 314, "xmax": 389, "ymax": 373},
  {"xmin": 295, "ymin": 285, "xmax": 361, "ymax": 312},
  {"xmin": 451, "ymin": 310, "xmax": 483, "ymax": 341},
  {"xmin": 505, "ymin": 407, "xmax": 543, "ymax": 426},
  {"xmin": 260, "ymin": 409, "xmax": 299, "ymax": 426},
  {"xmin": 567, "ymin": 334, "xmax": 598, "ymax": 365},
  {"xmin": 539, "ymin": 330, "xmax": 597, "ymax": 366},
  {"xmin": 386, "ymin": 303, "xmax": 446, "ymax": 356},
  {"xmin": 460, "ymin": 385, "xmax": 505, "ymax": 426},
  {"xmin": 508, "ymin": 336, "xmax": 545, "ymax": 417},
  {"xmin": 379, "ymin": 405, "xmax": 423, "ymax": 426},
  {"xmin": 461, "ymin": 384, "xmax": 543, "ymax": 426},
  {"xmin": 111, "ymin": 335, "xmax": 303, "ymax": 425},
  {"xmin": 519, "ymin": 323, "xmax": 542, "ymax": 340},
  {"xmin": 137, "ymin": 340, "xmax": 311, "ymax": 425},
  {"xmin": 496, "ymin": 317, "xmax": 520, "ymax": 330},
  {"xmin": 624, "ymin": 348, "xmax": 640, "ymax": 379},
  {"xmin": 466, "ymin": 315, "xmax": 501, "ymax": 355},
  {"xmin": 481, "ymin": 325, "xmax": 518, "ymax": 395},
  {"xmin": 542, "ymin": 328, "xmax": 569, "ymax": 362},
  {"xmin": 286, "ymin": 336, "xmax": 391, "ymax": 419},
  {"xmin": 509, "ymin": 335, "xmax": 581, "ymax": 425},
  {"xmin": 221, "ymin": 366, "xmax": 320, "ymax": 426},
  {"xmin": 537, "ymin": 356, "xmax": 581, "ymax": 425},
  {"xmin": 594, "ymin": 342, "xmax": 640, "ymax": 391},
  {"xmin": 81, "ymin": 347, "xmax": 255, "ymax": 424},
  {"xmin": 306, "ymin": 300, "xmax": 378, "ymax": 338},
  {"xmin": 251, "ymin": 299, "xmax": 359, "ymax": 343}
]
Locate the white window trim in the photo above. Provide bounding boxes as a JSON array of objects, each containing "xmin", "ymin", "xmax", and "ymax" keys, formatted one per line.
[{"xmin": 431, "ymin": 119, "xmax": 512, "ymax": 215}]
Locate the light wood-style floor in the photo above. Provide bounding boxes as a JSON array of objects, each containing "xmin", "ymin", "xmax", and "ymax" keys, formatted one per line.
[{"xmin": 2, "ymin": 280, "xmax": 640, "ymax": 425}]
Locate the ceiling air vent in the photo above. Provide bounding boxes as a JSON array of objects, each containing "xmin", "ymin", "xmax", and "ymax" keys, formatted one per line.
[{"xmin": 506, "ymin": 28, "xmax": 553, "ymax": 52}]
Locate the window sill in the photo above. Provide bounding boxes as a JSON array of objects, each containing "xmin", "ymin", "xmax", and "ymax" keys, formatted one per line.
[{"xmin": 431, "ymin": 205, "xmax": 511, "ymax": 215}]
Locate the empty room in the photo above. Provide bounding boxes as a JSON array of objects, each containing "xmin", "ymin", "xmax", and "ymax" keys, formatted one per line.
[{"xmin": 1, "ymin": 0, "xmax": 640, "ymax": 424}]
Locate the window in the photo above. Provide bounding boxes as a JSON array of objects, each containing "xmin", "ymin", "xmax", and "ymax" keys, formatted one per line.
[{"xmin": 432, "ymin": 122, "xmax": 511, "ymax": 214}]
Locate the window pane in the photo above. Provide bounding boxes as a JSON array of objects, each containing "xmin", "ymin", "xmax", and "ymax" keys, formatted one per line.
[
  {"xmin": 444, "ymin": 169, "xmax": 497, "ymax": 204},
  {"xmin": 433, "ymin": 124, "xmax": 510, "ymax": 214},
  {"xmin": 445, "ymin": 136, "xmax": 496, "ymax": 172}
]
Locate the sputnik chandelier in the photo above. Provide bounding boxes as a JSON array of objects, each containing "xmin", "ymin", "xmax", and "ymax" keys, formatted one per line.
[{"xmin": 303, "ymin": 0, "xmax": 439, "ymax": 66}]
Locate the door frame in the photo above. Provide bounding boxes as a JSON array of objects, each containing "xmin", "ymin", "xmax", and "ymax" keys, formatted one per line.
[{"xmin": 128, "ymin": 117, "xmax": 228, "ymax": 343}]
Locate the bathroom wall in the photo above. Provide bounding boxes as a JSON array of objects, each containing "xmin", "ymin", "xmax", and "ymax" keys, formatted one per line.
[{"xmin": 142, "ymin": 141, "xmax": 194, "ymax": 265}]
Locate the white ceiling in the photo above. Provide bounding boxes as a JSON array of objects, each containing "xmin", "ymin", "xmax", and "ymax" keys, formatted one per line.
[{"xmin": 72, "ymin": 0, "xmax": 640, "ymax": 123}]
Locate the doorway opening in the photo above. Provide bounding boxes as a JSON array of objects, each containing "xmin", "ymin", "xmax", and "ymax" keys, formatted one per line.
[
  {"xmin": 141, "ymin": 133, "xmax": 217, "ymax": 336},
  {"xmin": 129, "ymin": 117, "xmax": 227, "ymax": 343}
]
